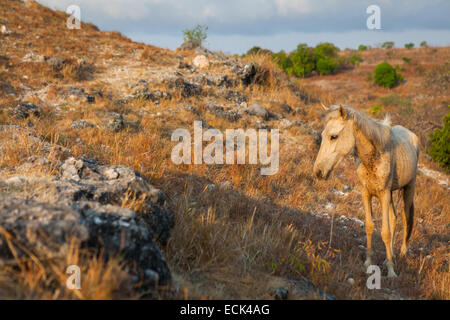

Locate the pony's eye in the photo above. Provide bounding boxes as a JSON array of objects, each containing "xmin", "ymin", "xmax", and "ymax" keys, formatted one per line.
[{"xmin": 330, "ymin": 135, "xmax": 338, "ymax": 140}]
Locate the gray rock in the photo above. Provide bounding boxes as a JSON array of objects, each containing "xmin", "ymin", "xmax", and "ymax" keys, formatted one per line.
[
  {"xmin": 246, "ymin": 104, "xmax": 269, "ymax": 120},
  {"xmin": 211, "ymin": 75, "xmax": 230, "ymax": 87},
  {"xmin": 45, "ymin": 57, "xmax": 66, "ymax": 71},
  {"xmin": 67, "ymin": 86, "xmax": 86, "ymax": 97},
  {"xmin": 192, "ymin": 55, "xmax": 209, "ymax": 69},
  {"xmin": 86, "ymin": 94, "xmax": 95, "ymax": 103},
  {"xmin": 271, "ymin": 102, "xmax": 293, "ymax": 114},
  {"xmin": 222, "ymin": 89, "xmax": 247, "ymax": 104},
  {"xmin": 130, "ymin": 80, "xmax": 172, "ymax": 103},
  {"xmin": 183, "ymin": 105, "xmax": 201, "ymax": 115},
  {"xmin": 0, "ymin": 157, "xmax": 174, "ymax": 288},
  {"xmin": 232, "ymin": 62, "xmax": 257, "ymax": 86},
  {"xmin": 1, "ymin": 25, "xmax": 12, "ymax": 35},
  {"xmin": 178, "ymin": 40, "xmax": 201, "ymax": 50},
  {"xmin": 11, "ymin": 102, "xmax": 42, "ymax": 119},
  {"xmin": 174, "ymin": 78, "xmax": 202, "ymax": 98},
  {"xmin": 71, "ymin": 120, "xmax": 95, "ymax": 129},
  {"xmin": 107, "ymin": 115, "xmax": 124, "ymax": 132},
  {"xmin": 288, "ymin": 278, "xmax": 337, "ymax": 300},
  {"xmin": 194, "ymin": 46, "xmax": 228, "ymax": 60},
  {"xmin": 293, "ymin": 107, "xmax": 307, "ymax": 116},
  {"xmin": 269, "ymin": 287, "xmax": 289, "ymax": 300},
  {"xmin": 205, "ymin": 104, "xmax": 241, "ymax": 122}
]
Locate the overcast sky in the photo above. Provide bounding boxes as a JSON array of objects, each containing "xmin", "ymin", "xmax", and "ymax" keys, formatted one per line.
[{"xmin": 37, "ymin": 0, "xmax": 450, "ymax": 54}]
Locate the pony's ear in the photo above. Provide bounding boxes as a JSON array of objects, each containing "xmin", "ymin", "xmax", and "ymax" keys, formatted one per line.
[{"xmin": 338, "ymin": 104, "xmax": 347, "ymax": 119}]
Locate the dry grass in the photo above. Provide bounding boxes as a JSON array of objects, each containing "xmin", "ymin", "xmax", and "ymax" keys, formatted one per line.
[
  {"xmin": 0, "ymin": 233, "xmax": 138, "ymax": 300},
  {"xmin": 0, "ymin": 0, "xmax": 448, "ymax": 300}
]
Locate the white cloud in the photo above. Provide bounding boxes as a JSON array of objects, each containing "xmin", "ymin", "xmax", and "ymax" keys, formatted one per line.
[
  {"xmin": 36, "ymin": 0, "xmax": 450, "ymax": 51},
  {"xmin": 275, "ymin": 0, "xmax": 313, "ymax": 15}
]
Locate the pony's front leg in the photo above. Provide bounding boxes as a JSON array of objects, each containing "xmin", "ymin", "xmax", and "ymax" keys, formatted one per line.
[
  {"xmin": 362, "ymin": 188, "xmax": 374, "ymax": 268},
  {"xmin": 380, "ymin": 191, "xmax": 398, "ymax": 278}
]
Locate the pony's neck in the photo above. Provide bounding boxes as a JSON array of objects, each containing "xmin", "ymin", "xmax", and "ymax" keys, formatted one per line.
[{"xmin": 353, "ymin": 124, "xmax": 378, "ymax": 168}]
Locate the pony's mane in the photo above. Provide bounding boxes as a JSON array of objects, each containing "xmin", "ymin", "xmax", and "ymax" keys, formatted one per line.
[{"xmin": 326, "ymin": 105, "xmax": 391, "ymax": 150}]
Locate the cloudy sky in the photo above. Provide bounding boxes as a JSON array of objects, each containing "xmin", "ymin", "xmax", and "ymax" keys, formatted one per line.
[{"xmin": 37, "ymin": 0, "xmax": 450, "ymax": 54}]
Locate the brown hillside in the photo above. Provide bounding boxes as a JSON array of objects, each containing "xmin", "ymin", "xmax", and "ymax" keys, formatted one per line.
[{"xmin": 0, "ymin": 0, "xmax": 448, "ymax": 300}]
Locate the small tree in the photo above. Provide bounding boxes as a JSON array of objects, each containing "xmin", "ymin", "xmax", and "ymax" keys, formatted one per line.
[
  {"xmin": 374, "ymin": 62, "xmax": 403, "ymax": 88},
  {"xmin": 382, "ymin": 41, "xmax": 395, "ymax": 49},
  {"xmin": 428, "ymin": 107, "xmax": 450, "ymax": 172},
  {"xmin": 246, "ymin": 46, "xmax": 273, "ymax": 56},
  {"xmin": 182, "ymin": 24, "xmax": 208, "ymax": 46},
  {"xmin": 316, "ymin": 57, "xmax": 339, "ymax": 75},
  {"xmin": 420, "ymin": 41, "xmax": 428, "ymax": 48},
  {"xmin": 404, "ymin": 43, "xmax": 414, "ymax": 49},
  {"xmin": 358, "ymin": 44, "xmax": 368, "ymax": 51},
  {"xmin": 287, "ymin": 44, "xmax": 316, "ymax": 77},
  {"xmin": 314, "ymin": 42, "xmax": 340, "ymax": 59}
]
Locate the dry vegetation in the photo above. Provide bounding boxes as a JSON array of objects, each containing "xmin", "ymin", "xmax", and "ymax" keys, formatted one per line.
[{"xmin": 0, "ymin": 1, "xmax": 448, "ymax": 300}]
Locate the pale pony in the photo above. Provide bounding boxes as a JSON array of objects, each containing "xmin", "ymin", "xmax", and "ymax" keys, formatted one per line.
[{"xmin": 313, "ymin": 104, "xmax": 419, "ymax": 278}]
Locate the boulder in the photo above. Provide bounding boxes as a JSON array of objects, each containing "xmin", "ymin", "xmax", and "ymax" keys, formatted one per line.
[
  {"xmin": 205, "ymin": 104, "xmax": 241, "ymax": 122},
  {"xmin": 174, "ymin": 78, "xmax": 202, "ymax": 98},
  {"xmin": 246, "ymin": 104, "xmax": 269, "ymax": 120},
  {"xmin": 0, "ymin": 25, "xmax": 12, "ymax": 35},
  {"xmin": 11, "ymin": 102, "xmax": 42, "ymax": 119},
  {"xmin": 71, "ymin": 120, "xmax": 95, "ymax": 129},
  {"xmin": 178, "ymin": 40, "xmax": 201, "ymax": 50},
  {"xmin": 0, "ymin": 157, "xmax": 175, "ymax": 288},
  {"xmin": 222, "ymin": 89, "xmax": 247, "ymax": 104},
  {"xmin": 232, "ymin": 62, "xmax": 257, "ymax": 86},
  {"xmin": 192, "ymin": 55, "xmax": 210, "ymax": 69}
]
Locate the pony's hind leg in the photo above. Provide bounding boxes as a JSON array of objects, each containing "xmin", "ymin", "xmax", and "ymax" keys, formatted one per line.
[
  {"xmin": 381, "ymin": 190, "xmax": 397, "ymax": 278},
  {"xmin": 362, "ymin": 188, "xmax": 374, "ymax": 268},
  {"xmin": 388, "ymin": 192, "xmax": 397, "ymax": 258},
  {"xmin": 400, "ymin": 181, "xmax": 415, "ymax": 257}
]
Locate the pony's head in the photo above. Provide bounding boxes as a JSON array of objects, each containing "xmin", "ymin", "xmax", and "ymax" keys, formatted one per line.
[{"xmin": 313, "ymin": 104, "xmax": 356, "ymax": 180}]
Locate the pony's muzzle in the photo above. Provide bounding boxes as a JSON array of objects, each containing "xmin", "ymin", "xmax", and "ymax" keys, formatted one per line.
[
  {"xmin": 313, "ymin": 165, "xmax": 330, "ymax": 180},
  {"xmin": 314, "ymin": 168, "xmax": 322, "ymax": 179}
]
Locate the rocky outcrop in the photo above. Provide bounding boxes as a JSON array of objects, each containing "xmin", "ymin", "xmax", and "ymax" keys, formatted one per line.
[
  {"xmin": 11, "ymin": 102, "xmax": 42, "ymax": 119},
  {"xmin": 205, "ymin": 104, "xmax": 242, "ymax": 122},
  {"xmin": 0, "ymin": 157, "xmax": 174, "ymax": 289}
]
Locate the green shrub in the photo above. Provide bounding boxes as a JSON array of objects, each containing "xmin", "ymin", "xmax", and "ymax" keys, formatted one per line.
[
  {"xmin": 404, "ymin": 43, "xmax": 414, "ymax": 49},
  {"xmin": 402, "ymin": 57, "xmax": 412, "ymax": 64},
  {"xmin": 428, "ymin": 107, "xmax": 450, "ymax": 172},
  {"xmin": 382, "ymin": 41, "xmax": 395, "ymax": 49},
  {"xmin": 374, "ymin": 62, "xmax": 403, "ymax": 88},
  {"xmin": 272, "ymin": 44, "xmax": 315, "ymax": 77},
  {"xmin": 313, "ymin": 42, "xmax": 339, "ymax": 59},
  {"xmin": 349, "ymin": 53, "xmax": 363, "ymax": 66},
  {"xmin": 287, "ymin": 45, "xmax": 316, "ymax": 77},
  {"xmin": 368, "ymin": 105, "xmax": 383, "ymax": 116},
  {"xmin": 246, "ymin": 46, "xmax": 273, "ymax": 56},
  {"xmin": 182, "ymin": 24, "xmax": 208, "ymax": 45},
  {"xmin": 358, "ymin": 44, "xmax": 368, "ymax": 51},
  {"xmin": 316, "ymin": 57, "xmax": 339, "ymax": 75},
  {"xmin": 272, "ymin": 42, "xmax": 347, "ymax": 77},
  {"xmin": 420, "ymin": 41, "xmax": 428, "ymax": 48}
]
